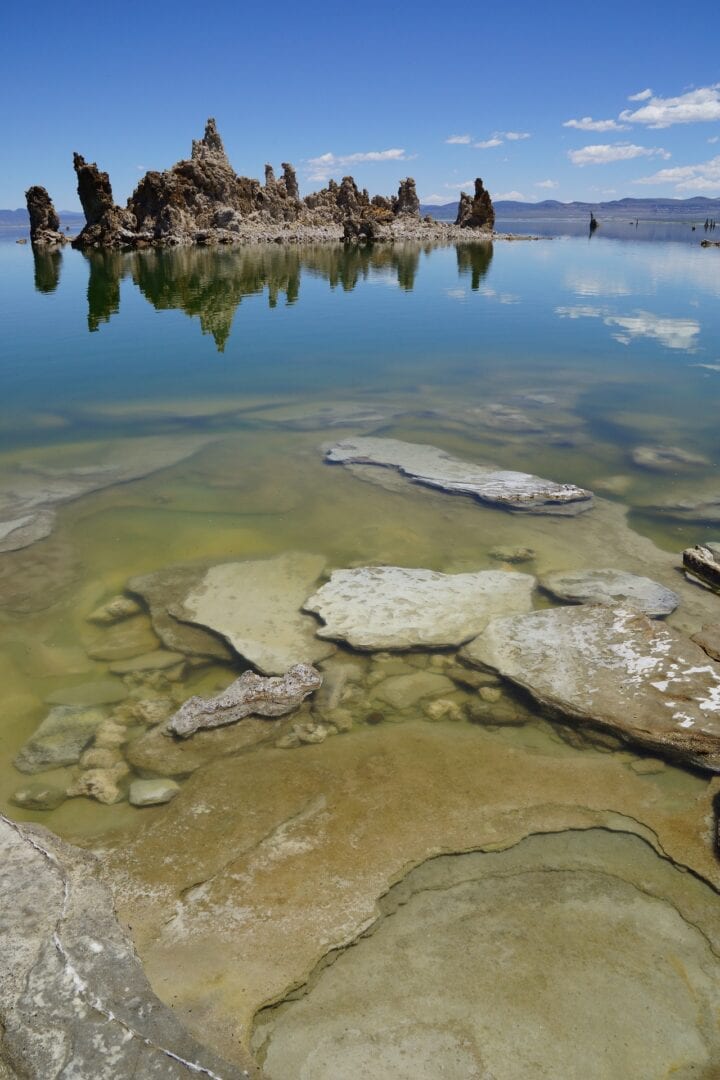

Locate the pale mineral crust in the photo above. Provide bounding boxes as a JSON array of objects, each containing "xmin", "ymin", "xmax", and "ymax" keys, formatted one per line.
[
  {"xmin": 0, "ymin": 814, "xmax": 252, "ymax": 1078},
  {"xmin": 167, "ymin": 663, "xmax": 322, "ymax": 737},
  {"xmin": 304, "ymin": 566, "xmax": 535, "ymax": 650},
  {"xmin": 324, "ymin": 435, "xmax": 594, "ymax": 515},
  {"xmin": 462, "ymin": 604, "xmax": 720, "ymax": 771},
  {"xmin": 539, "ymin": 567, "xmax": 679, "ymax": 616}
]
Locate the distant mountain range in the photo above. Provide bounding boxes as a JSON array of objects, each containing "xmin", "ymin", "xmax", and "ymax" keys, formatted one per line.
[
  {"xmin": 422, "ymin": 197, "xmax": 720, "ymax": 221},
  {"xmin": 0, "ymin": 208, "xmax": 84, "ymax": 226}
]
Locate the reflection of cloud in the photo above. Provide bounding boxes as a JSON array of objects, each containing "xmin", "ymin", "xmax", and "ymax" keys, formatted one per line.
[
  {"xmin": 555, "ymin": 304, "xmax": 700, "ymax": 350},
  {"xmin": 605, "ymin": 312, "xmax": 700, "ymax": 349},
  {"xmin": 564, "ymin": 271, "xmax": 631, "ymax": 297},
  {"xmin": 555, "ymin": 304, "xmax": 605, "ymax": 319},
  {"xmin": 446, "ymin": 288, "xmax": 467, "ymax": 300}
]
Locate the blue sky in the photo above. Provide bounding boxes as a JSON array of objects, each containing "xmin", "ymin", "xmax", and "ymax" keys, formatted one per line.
[{"xmin": 2, "ymin": 0, "xmax": 719, "ymax": 209}]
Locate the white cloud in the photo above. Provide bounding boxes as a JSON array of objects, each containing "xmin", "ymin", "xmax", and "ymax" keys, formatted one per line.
[
  {"xmin": 568, "ymin": 143, "xmax": 670, "ymax": 166},
  {"xmin": 421, "ymin": 193, "xmax": 454, "ymax": 205},
  {"xmin": 502, "ymin": 131, "xmax": 531, "ymax": 140},
  {"xmin": 620, "ymin": 84, "xmax": 720, "ymax": 127},
  {"xmin": 564, "ymin": 117, "xmax": 629, "ymax": 132},
  {"xmin": 628, "ymin": 88, "xmax": 653, "ymax": 101},
  {"xmin": 446, "ymin": 134, "xmax": 472, "ymax": 144},
  {"xmin": 709, "ymin": 135, "xmax": 719, "ymax": 144},
  {"xmin": 307, "ymin": 148, "xmax": 409, "ymax": 168},
  {"xmin": 633, "ymin": 154, "xmax": 720, "ymax": 193},
  {"xmin": 492, "ymin": 190, "xmax": 529, "ymax": 201},
  {"xmin": 443, "ymin": 180, "xmax": 475, "ymax": 190},
  {"xmin": 474, "ymin": 137, "xmax": 503, "ymax": 149},
  {"xmin": 535, "ymin": 179, "xmax": 558, "ymax": 189}
]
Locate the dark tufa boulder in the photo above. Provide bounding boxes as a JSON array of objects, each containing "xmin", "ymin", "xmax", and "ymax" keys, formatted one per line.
[
  {"xmin": 393, "ymin": 177, "xmax": 420, "ymax": 217},
  {"xmin": 25, "ymin": 186, "xmax": 67, "ymax": 245},
  {"xmin": 71, "ymin": 154, "xmax": 137, "ymax": 249},
  {"xmin": 456, "ymin": 178, "xmax": 495, "ymax": 230}
]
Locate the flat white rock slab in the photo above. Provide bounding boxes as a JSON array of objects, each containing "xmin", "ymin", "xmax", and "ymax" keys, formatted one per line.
[
  {"xmin": 304, "ymin": 566, "xmax": 535, "ymax": 650},
  {"xmin": 324, "ymin": 436, "xmax": 593, "ymax": 515},
  {"xmin": 462, "ymin": 604, "xmax": 720, "ymax": 771},
  {"xmin": 540, "ymin": 568, "xmax": 679, "ymax": 617},
  {"xmin": 171, "ymin": 552, "xmax": 335, "ymax": 675}
]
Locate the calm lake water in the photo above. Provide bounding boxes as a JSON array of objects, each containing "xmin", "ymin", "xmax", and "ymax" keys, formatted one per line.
[
  {"xmin": 1, "ymin": 231, "xmax": 719, "ymax": 816},
  {"xmin": 2, "ymin": 229, "xmax": 720, "ymax": 1075}
]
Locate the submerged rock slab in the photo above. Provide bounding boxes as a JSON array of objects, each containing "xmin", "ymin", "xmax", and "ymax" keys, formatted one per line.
[
  {"xmin": 254, "ymin": 831, "xmax": 720, "ymax": 1080},
  {"xmin": 304, "ymin": 566, "xmax": 534, "ymax": 650},
  {"xmin": 324, "ymin": 436, "xmax": 593, "ymax": 515},
  {"xmin": 167, "ymin": 663, "xmax": 322, "ymax": 737},
  {"xmin": 462, "ymin": 605, "xmax": 720, "ymax": 770},
  {"xmin": 14, "ymin": 706, "xmax": 107, "ymax": 773},
  {"xmin": 128, "ymin": 563, "xmax": 234, "ymax": 661},
  {"xmin": 0, "ymin": 435, "xmax": 213, "ymax": 554},
  {"xmin": 0, "ymin": 814, "xmax": 252, "ymax": 1078},
  {"xmin": 102, "ymin": 722, "xmax": 720, "ymax": 1065},
  {"xmin": 171, "ymin": 553, "xmax": 334, "ymax": 675},
  {"xmin": 540, "ymin": 568, "xmax": 679, "ymax": 617}
]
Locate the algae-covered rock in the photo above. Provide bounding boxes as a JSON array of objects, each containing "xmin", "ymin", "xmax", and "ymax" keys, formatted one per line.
[{"xmin": 14, "ymin": 706, "xmax": 106, "ymax": 773}]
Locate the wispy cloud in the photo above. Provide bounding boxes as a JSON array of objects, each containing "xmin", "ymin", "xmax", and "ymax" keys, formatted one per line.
[
  {"xmin": 492, "ymin": 190, "xmax": 529, "ymax": 201},
  {"xmin": 563, "ymin": 116, "xmax": 628, "ymax": 132},
  {"xmin": 568, "ymin": 143, "xmax": 670, "ymax": 166},
  {"xmin": 474, "ymin": 137, "xmax": 503, "ymax": 149},
  {"xmin": 535, "ymin": 179, "xmax": 558, "ymax": 189},
  {"xmin": 305, "ymin": 147, "xmax": 412, "ymax": 182},
  {"xmin": 633, "ymin": 154, "xmax": 720, "ymax": 193},
  {"xmin": 443, "ymin": 180, "xmax": 475, "ymax": 190},
  {"xmin": 446, "ymin": 134, "xmax": 471, "ymax": 144},
  {"xmin": 422, "ymin": 193, "xmax": 454, "ymax": 205},
  {"xmin": 503, "ymin": 131, "xmax": 531, "ymax": 141},
  {"xmin": 709, "ymin": 135, "xmax": 719, "ymax": 144},
  {"xmin": 620, "ymin": 84, "xmax": 720, "ymax": 127},
  {"xmin": 628, "ymin": 88, "xmax": 653, "ymax": 102}
]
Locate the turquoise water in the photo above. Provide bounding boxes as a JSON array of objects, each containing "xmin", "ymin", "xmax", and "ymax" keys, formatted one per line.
[{"xmin": 0, "ymin": 232, "xmax": 719, "ymax": 837}]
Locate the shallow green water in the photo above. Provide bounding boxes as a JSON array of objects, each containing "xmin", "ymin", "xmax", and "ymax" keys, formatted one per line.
[{"xmin": 0, "ymin": 235, "xmax": 719, "ymax": 837}]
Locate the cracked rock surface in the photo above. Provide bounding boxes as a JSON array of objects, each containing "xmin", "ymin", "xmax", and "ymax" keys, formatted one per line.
[
  {"xmin": 304, "ymin": 566, "xmax": 534, "ymax": 649},
  {"xmin": 0, "ymin": 814, "xmax": 255, "ymax": 1079},
  {"xmin": 462, "ymin": 604, "xmax": 720, "ymax": 770}
]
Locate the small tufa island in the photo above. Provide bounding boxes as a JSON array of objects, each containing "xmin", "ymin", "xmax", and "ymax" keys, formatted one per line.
[{"xmin": 27, "ymin": 118, "xmax": 495, "ymax": 249}]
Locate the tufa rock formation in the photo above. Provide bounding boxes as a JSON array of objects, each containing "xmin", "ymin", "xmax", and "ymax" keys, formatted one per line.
[
  {"xmin": 57, "ymin": 119, "xmax": 494, "ymax": 248},
  {"xmin": 456, "ymin": 177, "xmax": 495, "ymax": 230},
  {"xmin": 25, "ymin": 186, "xmax": 67, "ymax": 245}
]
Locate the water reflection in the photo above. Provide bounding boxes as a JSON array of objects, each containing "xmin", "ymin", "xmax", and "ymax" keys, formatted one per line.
[
  {"xmin": 32, "ymin": 247, "xmax": 63, "ymax": 294},
  {"xmin": 37, "ymin": 242, "xmax": 493, "ymax": 352}
]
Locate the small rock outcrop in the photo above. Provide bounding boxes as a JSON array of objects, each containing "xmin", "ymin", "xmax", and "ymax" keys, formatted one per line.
[
  {"xmin": 456, "ymin": 178, "xmax": 495, "ymax": 230},
  {"xmin": 167, "ymin": 663, "xmax": 322, "ymax": 737},
  {"xmin": 539, "ymin": 568, "xmax": 679, "ymax": 617},
  {"xmin": 25, "ymin": 185, "xmax": 67, "ymax": 245},
  {"xmin": 683, "ymin": 543, "xmax": 720, "ymax": 592}
]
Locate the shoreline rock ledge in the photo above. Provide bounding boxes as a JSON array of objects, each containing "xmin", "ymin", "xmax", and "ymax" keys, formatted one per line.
[
  {"xmin": 27, "ymin": 118, "xmax": 494, "ymax": 249},
  {"xmin": 0, "ymin": 813, "xmax": 254, "ymax": 1078},
  {"xmin": 324, "ymin": 436, "xmax": 594, "ymax": 515},
  {"xmin": 462, "ymin": 604, "xmax": 720, "ymax": 771}
]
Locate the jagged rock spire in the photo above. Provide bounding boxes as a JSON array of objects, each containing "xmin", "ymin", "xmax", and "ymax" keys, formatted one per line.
[
  {"xmin": 455, "ymin": 177, "xmax": 494, "ymax": 230},
  {"xmin": 191, "ymin": 118, "xmax": 229, "ymax": 163},
  {"xmin": 25, "ymin": 186, "xmax": 67, "ymax": 245}
]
